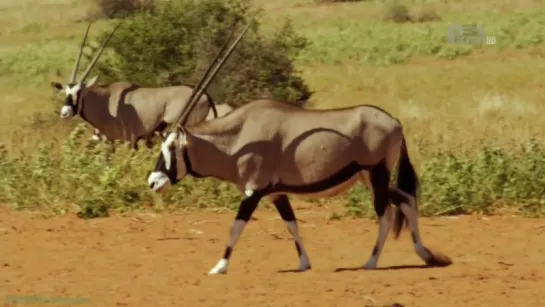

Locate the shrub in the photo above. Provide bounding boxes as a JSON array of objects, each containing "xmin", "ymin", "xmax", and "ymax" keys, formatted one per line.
[
  {"xmin": 383, "ymin": 4, "xmax": 412, "ymax": 23},
  {"xmin": 382, "ymin": 4, "xmax": 441, "ymax": 24},
  {"xmin": 2, "ymin": 125, "xmax": 545, "ymax": 219},
  {"xmin": 87, "ymin": 0, "xmax": 312, "ymax": 107},
  {"xmin": 88, "ymin": 0, "xmax": 156, "ymax": 20},
  {"xmin": 0, "ymin": 124, "xmax": 242, "ymax": 218}
]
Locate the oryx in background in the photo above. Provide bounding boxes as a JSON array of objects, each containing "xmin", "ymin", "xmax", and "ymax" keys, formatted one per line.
[
  {"xmin": 146, "ymin": 23, "xmax": 452, "ymax": 275},
  {"xmin": 51, "ymin": 22, "xmax": 219, "ymax": 150}
]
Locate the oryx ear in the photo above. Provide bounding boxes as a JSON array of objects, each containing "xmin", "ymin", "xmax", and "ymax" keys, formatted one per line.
[
  {"xmin": 50, "ymin": 82, "xmax": 63, "ymax": 91},
  {"xmin": 85, "ymin": 75, "xmax": 99, "ymax": 87}
]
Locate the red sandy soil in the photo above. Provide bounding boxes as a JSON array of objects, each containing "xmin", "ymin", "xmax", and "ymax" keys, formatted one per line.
[{"xmin": 1, "ymin": 204, "xmax": 545, "ymax": 307}]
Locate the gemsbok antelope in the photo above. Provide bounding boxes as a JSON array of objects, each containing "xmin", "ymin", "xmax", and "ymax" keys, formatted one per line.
[
  {"xmin": 147, "ymin": 23, "xmax": 452, "ymax": 275},
  {"xmin": 50, "ymin": 22, "xmax": 219, "ymax": 150}
]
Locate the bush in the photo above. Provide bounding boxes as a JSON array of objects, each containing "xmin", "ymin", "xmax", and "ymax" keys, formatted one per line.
[
  {"xmin": 88, "ymin": 0, "xmax": 156, "ymax": 20},
  {"xmin": 382, "ymin": 4, "xmax": 441, "ymax": 24},
  {"xmin": 2, "ymin": 125, "xmax": 545, "ymax": 219},
  {"xmin": 346, "ymin": 139, "xmax": 545, "ymax": 218},
  {"xmin": 87, "ymin": 0, "xmax": 312, "ymax": 107},
  {"xmin": 0, "ymin": 124, "xmax": 242, "ymax": 218}
]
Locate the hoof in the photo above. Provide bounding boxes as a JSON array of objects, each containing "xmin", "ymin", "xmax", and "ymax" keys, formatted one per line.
[
  {"xmin": 362, "ymin": 261, "xmax": 377, "ymax": 270},
  {"xmin": 425, "ymin": 249, "xmax": 453, "ymax": 267},
  {"xmin": 298, "ymin": 264, "xmax": 312, "ymax": 272},
  {"xmin": 208, "ymin": 259, "xmax": 228, "ymax": 275},
  {"xmin": 208, "ymin": 268, "xmax": 227, "ymax": 275}
]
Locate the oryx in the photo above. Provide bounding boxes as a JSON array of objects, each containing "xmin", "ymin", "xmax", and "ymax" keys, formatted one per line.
[
  {"xmin": 51, "ymin": 22, "xmax": 219, "ymax": 150},
  {"xmin": 146, "ymin": 23, "xmax": 452, "ymax": 275}
]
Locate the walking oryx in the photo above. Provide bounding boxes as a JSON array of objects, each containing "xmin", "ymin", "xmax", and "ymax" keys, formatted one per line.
[
  {"xmin": 146, "ymin": 23, "xmax": 452, "ymax": 275},
  {"xmin": 50, "ymin": 22, "xmax": 219, "ymax": 150}
]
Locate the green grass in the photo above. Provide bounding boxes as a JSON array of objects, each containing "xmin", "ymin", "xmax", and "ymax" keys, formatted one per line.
[{"xmin": 2, "ymin": 0, "xmax": 545, "ymax": 218}]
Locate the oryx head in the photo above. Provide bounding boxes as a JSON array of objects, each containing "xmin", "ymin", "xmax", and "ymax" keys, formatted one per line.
[
  {"xmin": 50, "ymin": 22, "xmax": 121, "ymax": 119},
  {"xmin": 147, "ymin": 22, "xmax": 251, "ymax": 194},
  {"xmin": 148, "ymin": 129, "xmax": 189, "ymax": 193}
]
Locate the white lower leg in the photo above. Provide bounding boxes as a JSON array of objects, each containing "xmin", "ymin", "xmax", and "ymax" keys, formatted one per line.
[
  {"xmin": 285, "ymin": 221, "xmax": 311, "ymax": 271},
  {"xmin": 363, "ymin": 206, "xmax": 393, "ymax": 269},
  {"xmin": 208, "ymin": 219, "xmax": 247, "ymax": 275},
  {"xmin": 399, "ymin": 203, "xmax": 432, "ymax": 262}
]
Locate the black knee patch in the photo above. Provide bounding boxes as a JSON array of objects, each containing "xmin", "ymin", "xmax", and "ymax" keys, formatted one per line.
[
  {"xmin": 370, "ymin": 163, "xmax": 391, "ymax": 217},
  {"xmin": 273, "ymin": 195, "xmax": 296, "ymax": 222}
]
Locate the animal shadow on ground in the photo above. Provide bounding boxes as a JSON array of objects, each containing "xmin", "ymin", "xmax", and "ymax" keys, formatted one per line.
[
  {"xmin": 277, "ymin": 268, "xmax": 309, "ymax": 274},
  {"xmin": 276, "ymin": 263, "xmax": 447, "ymax": 273},
  {"xmin": 334, "ymin": 264, "xmax": 434, "ymax": 272}
]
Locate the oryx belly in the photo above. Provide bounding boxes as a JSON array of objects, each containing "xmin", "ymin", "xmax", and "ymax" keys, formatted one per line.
[{"xmin": 268, "ymin": 173, "xmax": 361, "ymax": 199}]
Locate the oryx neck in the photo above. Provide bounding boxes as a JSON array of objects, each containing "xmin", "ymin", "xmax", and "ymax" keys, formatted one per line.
[
  {"xmin": 77, "ymin": 87, "xmax": 110, "ymax": 135},
  {"xmin": 184, "ymin": 132, "xmax": 236, "ymax": 183}
]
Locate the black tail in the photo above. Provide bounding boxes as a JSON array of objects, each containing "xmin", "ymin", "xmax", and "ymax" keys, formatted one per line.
[
  {"xmin": 207, "ymin": 93, "xmax": 218, "ymax": 119},
  {"xmin": 392, "ymin": 137, "xmax": 419, "ymax": 239}
]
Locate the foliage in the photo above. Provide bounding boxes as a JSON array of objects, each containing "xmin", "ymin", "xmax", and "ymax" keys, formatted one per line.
[
  {"xmin": 382, "ymin": 4, "xmax": 441, "ymax": 24},
  {"xmin": 2, "ymin": 125, "xmax": 545, "ymax": 218},
  {"xmin": 0, "ymin": 124, "xmax": 241, "ymax": 219},
  {"xmin": 345, "ymin": 139, "xmax": 545, "ymax": 219},
  {"xmin": 87, "ymin": 0, "xmax": 156, "ymax": 20},
  {"xmin": 86, "ymin": 0, "xmax": 312, "ymax": 107}
]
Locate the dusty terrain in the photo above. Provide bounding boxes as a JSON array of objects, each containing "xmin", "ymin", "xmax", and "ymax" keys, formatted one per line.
[{"xmin": 1, "ymin": 204, "xmax": 544, "ymax": 307}]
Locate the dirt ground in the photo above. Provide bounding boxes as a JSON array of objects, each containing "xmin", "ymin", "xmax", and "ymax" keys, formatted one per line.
[{"xmin": 1, "ymin": 204, "xmax": 545, "ymax": 307}]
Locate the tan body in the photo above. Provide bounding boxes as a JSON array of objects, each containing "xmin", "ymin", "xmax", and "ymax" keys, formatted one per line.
[
  {"xmin": 186, "ymin": 99, "xmax": 400, "ymax": 193},
  {"xmin": 149, "ymin": 99, "xmax": 452, "ymax": 275},
  {"xmin": 58, "ymin": 81, "xmax": 217, "ymax": 149}
]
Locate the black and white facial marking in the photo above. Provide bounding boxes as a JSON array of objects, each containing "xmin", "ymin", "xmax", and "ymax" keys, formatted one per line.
[
  {"xmin": 51, "ymin": 76, "xmax": 98, "ymax": 119},
  {"xmin": 147, "ymin": 131, "xmax": 187, "ymax": 193},
  {"xmin": 61, "ymin": 83, "xmax": 82, "ymax": 118}
]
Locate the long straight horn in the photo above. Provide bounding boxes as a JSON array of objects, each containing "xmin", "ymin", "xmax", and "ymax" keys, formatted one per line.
[
  {"xmin": 173, "ymin": 23, "xmax": 251, "ymax": 130},
  {"xmin": 71, "ymin": 23, "xmax": 93, "ymax": 83},
  {"xmin": 78, "ymin": 22, "xmax": 123, "ymax": 83},
  {"xmin": 168, "ymin": 24, "xmax": 239, "ymax": 132}
]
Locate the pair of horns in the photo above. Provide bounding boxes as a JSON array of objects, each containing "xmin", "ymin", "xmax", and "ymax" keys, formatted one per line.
[
  {"xmin": 171, "ymin": 22, "xmax": 252, "ymax": 131},
  {"xmin": 70, "ymin": 22, "xmax": 122, "ymax": 84}
]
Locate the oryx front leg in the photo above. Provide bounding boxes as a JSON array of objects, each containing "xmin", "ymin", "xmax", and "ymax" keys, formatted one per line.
[
  {"xmin": 271, "ymin": 195, "xmax": 311, "ymax": 272},
  {"xmin": 363, "ymin": 164, "xmax": 393, "ymax": 270},
  {"xmin": 208, "ymin": 194, "xmax": 260, "ymax": 275}
]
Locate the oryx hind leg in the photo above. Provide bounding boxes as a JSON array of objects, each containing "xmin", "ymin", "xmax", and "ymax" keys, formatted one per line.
[
  {"xmin": 270, "ymin": 194, "xmax": 311, "ymax": 272},
  {"xmin": 361, "ymin": 162, "xmax": 393, "ymax": 270},
  {"xmin": 389, "ymin": 188, "xmax": 452, "ymax": 267}
]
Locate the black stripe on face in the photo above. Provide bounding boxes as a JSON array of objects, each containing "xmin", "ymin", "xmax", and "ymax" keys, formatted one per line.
[
  {"xmin": 152, "ymin": 149, "xmax": 179, "ymax": 184},
  {"xmin": 64, "ymin": 95, "xmax": 77, "ymax": 113}
]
